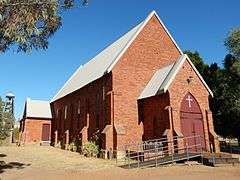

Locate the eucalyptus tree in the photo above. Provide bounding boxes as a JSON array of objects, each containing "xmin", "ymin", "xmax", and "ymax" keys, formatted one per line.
[{"xmin": 0, "ymin": 0, "xmax": 88, "ymax": 53}]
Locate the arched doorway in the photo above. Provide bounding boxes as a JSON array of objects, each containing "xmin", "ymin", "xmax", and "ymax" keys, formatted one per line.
[{"xmin": 180, "ymin": 92, "xmax": 205, "ymax": 151}]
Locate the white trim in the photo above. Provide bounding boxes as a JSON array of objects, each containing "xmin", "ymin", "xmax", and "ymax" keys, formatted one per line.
[
  {"xmin": 106, "ymin": 12, "xmax": 151, "ymax": 72},
  {"xmin": 64, "ymin": 105, "xmax": 68, "ymax": 119},
  {"xmin": 106, "ymin": 10, "xmax": 183, "ymax": 72},
  {"xmin": 51, "ymin": 10, "xmax": 184, "ymax": 102},
  {"xmin": 153, "ymin": 11, "xmax": 183, "ymax": 55},
  {"xmin": 51, "ymin": 65, "xmax": 83, "ymax": 103},
  {"xmin": 185, "ymin": 55, "xmax": 213, "ymax": 97},
  {"xmin": 162, "ymin": 54, "xmax": 213, "ymax": 97},
  {"xmin": 162, "ymin": 55, "xmax": 186, "ymax": 93}
]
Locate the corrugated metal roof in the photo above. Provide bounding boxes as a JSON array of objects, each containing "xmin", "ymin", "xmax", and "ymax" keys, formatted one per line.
[
  {"xmin": 138, "ymin": 54, "xmax": 213, "ymax": 99},
  {"xmin": 51, "ymin": 22, "xmax": 143, "ymax": 102},
  {"xmin": 51, "ymin": 10, "xmax": 184, "ymax": 102},
  {"xmin": 138, "ymin": 64, "xmax": 174, "ymax": 99},
  {"xmin": 25, "ymin": 98, "xmax": 52, "ymax": 119}
]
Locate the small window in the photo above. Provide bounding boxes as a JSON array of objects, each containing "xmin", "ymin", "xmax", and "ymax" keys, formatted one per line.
[
  {"xmin": 64, "ymin": 106, "xmax": 68, "ymax": 119},
  {"xmin": 96, "ymin": 114, "xmax": 100, "ymax": 129},
  {"xmin": 102, "ymin": 86, "xmax": 105, "ymax": 100},
  {"xmin": 77, "ymin": 100, "xmax": 81, "ymax": 114},
  {"xmin": 56, "ymin": 109, "xmax": 59, "ymax": 118}
]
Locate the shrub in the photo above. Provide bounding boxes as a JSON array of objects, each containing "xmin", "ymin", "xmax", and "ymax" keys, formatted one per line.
[
  {"xmin": 69, "ymin": 142, "xmax": 77, "ymax": 152},
  {"xmin": 82, "ymin": 141, "xmax": 99, "ymax": 157}
]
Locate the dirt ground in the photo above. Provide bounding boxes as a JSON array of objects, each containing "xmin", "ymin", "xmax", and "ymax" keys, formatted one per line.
[{"xmin": 0, "ymin": 145, "xmax": 240, "ymax": 180}]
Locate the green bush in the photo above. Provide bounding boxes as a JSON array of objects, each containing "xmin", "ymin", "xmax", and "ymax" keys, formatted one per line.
[
  {"xmin": 69, "ymin": 142, "xmax": 77, "ymax": 152},
  {"xmin": 82, "ymin": 141, "xmax": 99, "ymax": 157}
]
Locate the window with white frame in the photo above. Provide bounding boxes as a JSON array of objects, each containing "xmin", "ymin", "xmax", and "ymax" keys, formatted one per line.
[
  {"xmin": 64, "ymin": 105, "xmax": 68, "ymax": 119},
  {"xmin": 102, "ymin": 86, "xmax": 105, "ymax": 100},
  {"xmin": 56, "ymin": 109, "xmax": 59, "ymax": 118},
  {"xmin": 77, "ymin": 100, "xmax": 81, "ymax": 114}
]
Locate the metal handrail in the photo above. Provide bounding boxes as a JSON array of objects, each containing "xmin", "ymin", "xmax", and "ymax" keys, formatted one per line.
[
  {"xmin": 117, "ymin": 135, "xmax": 204, "ymax": 168},
  {"xmin": 125, "ymin": 143, "xmax": 202, "ymax": 157},
  {"xmin": 123, "ymin": 135, "xmax": 180, "ymax": 149}
]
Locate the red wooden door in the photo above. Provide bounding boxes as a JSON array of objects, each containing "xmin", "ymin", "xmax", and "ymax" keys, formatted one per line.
[
  {"xmin": 180, "ymin": 93, "xmax": 205, "ymax": 151},
  {"xmin": 42, "ymin": 124, "xmax": 50, "ymax": 141}
]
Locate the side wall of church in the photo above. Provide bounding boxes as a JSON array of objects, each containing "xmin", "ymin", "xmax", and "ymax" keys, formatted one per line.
[{"xmin": 51, "ymin": 73, "xmax": 113, "ymax": 150}]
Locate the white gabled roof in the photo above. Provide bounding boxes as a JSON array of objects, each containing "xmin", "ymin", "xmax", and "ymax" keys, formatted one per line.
[
  {"xmin": 138, "ymin": 64, "xmax": 174, "ymax": 99},
  {"xmin": 24, "ymin": 98, "xmax": 52, "ymax": 119},
  {"xmin": 138, "ymin": 54, "xmax": 213, "ymax": 99},
  {"xmin": 51, "ymin": 10, "xmax": 183, "ymax": 102}
]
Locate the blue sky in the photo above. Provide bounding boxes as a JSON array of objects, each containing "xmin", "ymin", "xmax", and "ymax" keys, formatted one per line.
[{"xmin": 0, "ymin": 0, "xmax": 239, "ymax": 119}]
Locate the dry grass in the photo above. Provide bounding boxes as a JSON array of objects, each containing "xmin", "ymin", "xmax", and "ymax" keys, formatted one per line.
[
  {"xmin": 0, "ymin": 145, "xmax": 240, "ymax": 180},
  {"xmin": 0, "ymin": 145, "xmax": 115, "ymax": 171}
]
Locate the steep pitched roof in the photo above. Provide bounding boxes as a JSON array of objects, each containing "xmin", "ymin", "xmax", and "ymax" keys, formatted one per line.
[
  {"xmin": 51, "ymin": 10, "xmax": 183, "ymax": 102},
  {"xmin": 23, "ymin": 98, "xmax": 52, "ymax": 119},
  {"xmin": 138, "ymin": 54, "xmax": 213, "ymax": 99},
  {"xmin": 138, "ymin": 64, "xmax": 174, "ymax": 99}
]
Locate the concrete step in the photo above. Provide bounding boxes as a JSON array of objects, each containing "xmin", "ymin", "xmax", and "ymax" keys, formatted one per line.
[
  {"xmin": 203, "ymin": 153, "xmax": 240, "ymax": 166},
  {"xmin": 40, "ymin": 141, "xmax": 50, "ymax": 146}
]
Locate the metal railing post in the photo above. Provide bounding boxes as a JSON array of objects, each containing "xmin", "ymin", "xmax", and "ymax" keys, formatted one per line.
[
  {"xmin": 155, "ymin": 142, "xmax": 157, "ymax": 167},
  {"xmin": 212, "ymin": 156, "xmax": 216, "ymax": 166},
  {"xmin": 128, "ymin": 149, "xmax": 130, "ymax": 169},
  {"xmin": 124, "ymin": 145, "xmax": 127, "ymax": 165},
  {"xmin": 200, "ymin": 136, "xmax": 203, "ymax": 164},
  {"xmin": 137, "ymin": 150, "xmax": 140, "ymax": 168},
  {"xmin": 186, "ymin": 142, "xmax": 189, "ymax": 161},
  {"xmin": 171, "ymin": 140, "xmax": 174, "ymax": 164}
]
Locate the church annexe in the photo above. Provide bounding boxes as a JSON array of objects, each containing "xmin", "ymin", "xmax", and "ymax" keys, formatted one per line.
[{"xmin": 50, "ymin": 11, "xmax": 219, "ymax": 157}]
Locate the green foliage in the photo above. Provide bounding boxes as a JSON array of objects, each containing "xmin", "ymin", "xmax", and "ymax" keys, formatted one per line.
[
  {"xmin": 225, "ymin": 28, "xmax": 240, "ymax": 58},
  {"xmin": 82, "ymin": 141, "xmax": 99, "ymax": 157},
  {"xmin": 184, "ymin": 50, "xmax": 209, "ymax": 76},
  {"xmin": 216, "ymin": 54, "xmax": 240, "ymax": 139},
  {"xmin": 0, "ymin": 0, "xmax": 89, "ymax": 53},
  {"xmin": 68, "ymin": 140, "xmax": 78, "ymax": 152},
  {"xmin": 185, "ymin": 28, "xmax": 240, "ymax": 142},
  {"xmin": 0, "ymin": 96, "xmax": 14, "ymax": 142}
]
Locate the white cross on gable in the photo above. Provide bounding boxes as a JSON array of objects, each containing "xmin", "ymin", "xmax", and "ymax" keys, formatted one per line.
[{"xmin": 186, "ymin": 95, "xmax": 193, "ymax": 108}]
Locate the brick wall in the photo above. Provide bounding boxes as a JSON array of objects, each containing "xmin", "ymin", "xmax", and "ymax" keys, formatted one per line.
[
  {"xmin": 168, "ymin": 59, "xmax": 217, "ymax": 151},
  {"xmin": 51, "ymin": 73, "xmax": 113, "ymax": 149},
  {"xmin": 140, "ymin": 93, "xmax": 170, "ymax": 140},
  {"xmin": 111, "ymin": 15, "xmax": 181, "ymax": 148},
  {"xmin": 19, "ymin": 118, "xmax": 51, "ymax": 144},
  {"xmin": 50, "ymin": 14, "xmax": 219, "ymax": 153}
]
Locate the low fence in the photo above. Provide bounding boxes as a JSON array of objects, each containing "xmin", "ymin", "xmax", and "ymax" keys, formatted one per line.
[{"xmin": 220, "ymin": 140, "xmax": 240, "ymax": 154}]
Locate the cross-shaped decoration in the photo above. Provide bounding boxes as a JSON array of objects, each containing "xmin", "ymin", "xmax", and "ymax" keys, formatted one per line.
[{"xmin": 186, "ymin": 95, "xmax": 193, "ymax": 108}]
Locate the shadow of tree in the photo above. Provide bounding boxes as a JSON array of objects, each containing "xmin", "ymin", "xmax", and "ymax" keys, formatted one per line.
[
  {"xmin": 0, "ymin": 155, "xmax": 31, "ymax": 174},
  {"xmin": 0, "ymin": 154, "xmax": 7, "ymax": 158}
]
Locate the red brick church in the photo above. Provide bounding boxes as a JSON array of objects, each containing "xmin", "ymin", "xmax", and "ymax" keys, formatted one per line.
[{"xmin": 50, "ymin": 11, "xmax": 219, "ymax": 156}]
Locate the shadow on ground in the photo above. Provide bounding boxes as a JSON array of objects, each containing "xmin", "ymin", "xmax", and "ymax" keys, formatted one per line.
[{"xmin": 0, "ymin": 153, "xmax": 31, "ymax": 174}]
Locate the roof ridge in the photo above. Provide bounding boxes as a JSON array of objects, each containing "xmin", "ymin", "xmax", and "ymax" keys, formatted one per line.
[
  {"xmin": 51, "ymin": 10, "xmax": 183, "ymax": 102},
  {"xmin": 51, "ymin": 17, "xmax": 145, "ymax": 102},
  {"xmin": 160, "ymin": 54, "xmax": 213, "ymax": 96}
]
